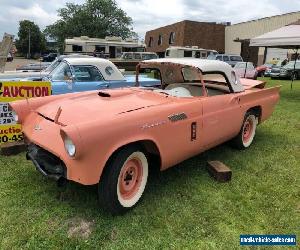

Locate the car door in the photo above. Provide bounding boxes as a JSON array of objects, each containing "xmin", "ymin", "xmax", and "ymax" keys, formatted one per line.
[
  {"xmin": 48, "ymin": 61, "xmax": 73, "ymax": 94},
  {"xmin": 200, "ymin": 75, "xmax": 244, "ymax": 149},
  {"xmin": 71, "ymin": 65, "xmax": 109, "ymax": 92}
]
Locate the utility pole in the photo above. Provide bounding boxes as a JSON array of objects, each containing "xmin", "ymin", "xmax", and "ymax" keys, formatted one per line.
[{"xmin": 28, "ymin": 28, "xmax": 31, "ymax": 59}]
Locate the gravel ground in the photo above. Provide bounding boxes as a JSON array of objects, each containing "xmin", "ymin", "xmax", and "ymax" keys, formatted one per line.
[{"xmin": 4, "ymin": 58, "xmax": 39, "ymax": 71}]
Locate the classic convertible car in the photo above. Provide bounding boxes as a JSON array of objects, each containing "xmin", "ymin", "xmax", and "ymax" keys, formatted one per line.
[
  {"xmin": 0, "ymin": 57, "xmax": 160, "ymax": 92},
  {"xmin": 10, "ymin": 58, "xmax": 280, "ymax": 214},
  {"xmin": 43, "ymin": 57, "xmax": 160, "ymax": 94}
]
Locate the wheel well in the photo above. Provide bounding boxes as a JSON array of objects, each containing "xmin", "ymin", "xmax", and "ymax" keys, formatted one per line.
[
  {"xmin": 247, "ymin": 106, "xmax": 262, "ymax": 123},
  {"xmin": 100, "ymin": 140, "xmax": 161, "ymax": 182}
]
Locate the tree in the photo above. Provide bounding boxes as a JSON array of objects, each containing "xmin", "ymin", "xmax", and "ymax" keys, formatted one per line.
[
  {"xmin": 15, "ymin": 20, "xmax": 46, "ymax": 58},
  {"xmin": 45, "ymin": 0, "xmax": 136, "ymax": 52}
]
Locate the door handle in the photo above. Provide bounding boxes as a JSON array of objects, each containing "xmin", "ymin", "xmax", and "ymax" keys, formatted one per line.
[{"xmin": 97, "ymin": 84, "xmax": 109, "ymax": 88}]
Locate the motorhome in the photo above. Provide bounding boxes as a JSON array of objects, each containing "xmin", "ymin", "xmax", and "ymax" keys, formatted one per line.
[
  {"xmin": 65, "ymin": 36, "xmax": 145, "ymax": 58},
  {"xmin": 165, "ymin": 46, "xmax": 218, "ymax": 59}
]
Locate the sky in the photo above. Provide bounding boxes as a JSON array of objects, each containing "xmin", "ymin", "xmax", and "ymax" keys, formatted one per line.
[{"xmin": 1, "ymin": 0, "xmax": 300, "ymax": 40}]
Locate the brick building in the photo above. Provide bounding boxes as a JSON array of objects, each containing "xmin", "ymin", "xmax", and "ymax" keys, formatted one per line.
[{"xmin": 145, "ymin": 20, "xmax": 227, "ymax": 57}]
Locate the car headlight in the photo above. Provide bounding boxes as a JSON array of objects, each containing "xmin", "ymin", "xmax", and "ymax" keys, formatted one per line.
[{"xmin": 64, "ymin": 136, "xmax": 76, "ymax": 157}]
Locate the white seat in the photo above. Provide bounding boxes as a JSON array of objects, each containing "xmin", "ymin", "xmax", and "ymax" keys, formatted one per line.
[{"xmin": 164, "ymin": 87, "xmax": 192, "ymax": 97}]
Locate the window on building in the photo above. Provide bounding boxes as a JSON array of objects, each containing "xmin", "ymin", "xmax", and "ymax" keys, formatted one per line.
[
  {"xmin": 184, "ymin": 50, "xmax": 193, "ymax": 57},
  {"xmin": 158, "ymin": 34, "xmax": 163, "ymax": 45},
  {"xmin": 72, "ymin": 45, "xmax": 82, "ymax": 52},
  {"xmin": 169, "ymin": 32, "xmax": 175, "ymax": 44},
  {"xmin": 148, "ymin": 37, "xmax": 153, "ymax": 47}
]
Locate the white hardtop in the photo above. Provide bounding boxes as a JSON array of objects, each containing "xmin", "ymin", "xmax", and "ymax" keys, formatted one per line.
[
  {"xmin": 141, "ymin": 58, "xmax": 244, "ymax": 92},
  {"xmin": 63, "ymin": 57, "xmax": 125, "ymax": 81}
]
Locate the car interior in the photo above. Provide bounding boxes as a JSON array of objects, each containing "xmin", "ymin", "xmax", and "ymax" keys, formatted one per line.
[{"xmin": 149, "ymin": 66, "xmax": 231, "ymax": 97}]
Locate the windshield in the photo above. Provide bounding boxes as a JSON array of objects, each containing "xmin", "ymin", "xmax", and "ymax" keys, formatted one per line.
[
  {"xmin": 234, "ymin": 62, "xmax": 254, "ymax": 69},
  {"xmin": 142, "ymin": 53, "xmax": 158, "ymax": 60},
  {"xmin": 207, "ymin": 55, "xmax": 216, "ymax": 60},
  {"xmin": 230, "ymin": 56, "xmax": 243, "ymax": 61},
  {"xmin": 49, "ymin": 61, "xmax": 72, "ymax": 81},
  {"xmin": 283, "ymin": 61, "xmax": 300, "ymax": 69},
  {"xmin": 44, "ymin": 59, "xmax": 61, "ymax": 73}
]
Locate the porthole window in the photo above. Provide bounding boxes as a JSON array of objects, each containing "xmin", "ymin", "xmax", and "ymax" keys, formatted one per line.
[{"xmin": 105, "ymin": 66, "xmax": 114, "ymax": 76}]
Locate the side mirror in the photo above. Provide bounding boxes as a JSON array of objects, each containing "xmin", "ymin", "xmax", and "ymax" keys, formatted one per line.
[{"xmin": 65, "ymin": 75, "xmax": 75, "ymax": 83}]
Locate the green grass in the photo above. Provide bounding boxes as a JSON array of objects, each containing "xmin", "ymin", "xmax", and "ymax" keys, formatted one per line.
[{"xmin": 0, "ymin": 78, "xmax": 299, "ymax": 249}]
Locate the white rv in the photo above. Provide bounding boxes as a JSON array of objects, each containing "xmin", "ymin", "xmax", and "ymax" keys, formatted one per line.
[
  {"xmin": 165, "ymin": 46, "xmax": 218, "ymax": 59},
  {"xmin": 65, "ymin": 36, "xmax": 145, "ymax": 58}
]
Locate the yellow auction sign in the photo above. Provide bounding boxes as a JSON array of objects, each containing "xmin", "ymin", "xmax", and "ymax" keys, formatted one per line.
[{"xmin": 0, "ymin": 81, "xmax": 51, "ymax": 144}]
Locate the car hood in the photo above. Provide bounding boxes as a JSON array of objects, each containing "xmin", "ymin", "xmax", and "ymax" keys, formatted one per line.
[{"xmin": 35, "ymin": 88, "xmax": 171, "ymax": 125}]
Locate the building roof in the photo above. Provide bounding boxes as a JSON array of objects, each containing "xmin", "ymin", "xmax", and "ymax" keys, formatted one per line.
[
  {"xmin": 230, "ymin": 11, "xmax": 300, "ymax": 27},
  {"xmin": 146, "ymin": 20, "xmax": 226, "ymax": 33}
]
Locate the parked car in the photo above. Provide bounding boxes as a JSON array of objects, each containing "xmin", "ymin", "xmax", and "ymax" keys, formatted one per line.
[
  {"xmin": 270, "ymin": 61, "xmax": 300, "ymax": 80},
  {"xmin": 268, "ymin": 59, "xmax": 293, "ymax": 79},
  {"xmin": 10, "ymin": 58, "xmax": 280, "ymax": 214},
  {"xmin": 165, "ymin": 46, "xmax": 218, "ymax": 59},
  {"xmin": 119, "ymin": 52, "xmax": 158, "ymax": 60},
  {"xmin": 42, "ymin": 53, "xmax": 58, "ymax": 62},
  {"xmin": 256, "ymin": 63, "xmax": 274, "ymax": 77},
  {"xmin": 43, "ymin": 57, "xmax": 160, "ymax": 94},
  {"xmin": 6, "ymin": 52, "xmax": 13, "ymax": 62},
  {"xmin": 234, "ymin": 62, "xmax": 258, "ymax": 79},
  {"xmin": 207, "ymin": 54, "xmax": 243, "ymax": 67},
  {"xmin": 16, "ymin": 62, "xmax": 51, "ymax": 72}
]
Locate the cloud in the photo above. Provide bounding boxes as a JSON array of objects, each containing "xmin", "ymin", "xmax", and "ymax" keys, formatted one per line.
[
  {"xmin": 116, "ymin": 0, "xmax": 300, "ymax": 38},
  {"xmin": 0, "ymin": 0, "xmax": 300, "ymax": 40}
]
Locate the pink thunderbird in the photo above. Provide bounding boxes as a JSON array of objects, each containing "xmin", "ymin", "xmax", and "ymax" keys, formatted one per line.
[{"xmin": 10, "ymin": 58, "xmax": 280, "ymax": 214}]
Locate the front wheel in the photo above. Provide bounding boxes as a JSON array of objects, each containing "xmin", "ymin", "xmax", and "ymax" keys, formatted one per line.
[
  {"xmin": 231, "ymin": 112, "xmax": 258, "ymax": 149},
  {"xmin": 98, "ymin": 145, "xmax": 148, "ymax": 215}
]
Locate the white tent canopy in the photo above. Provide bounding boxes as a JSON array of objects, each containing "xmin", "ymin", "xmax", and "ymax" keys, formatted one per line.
[{"xmin": 250, "ymin": 25, "xmax": 300, "ymax": 48}]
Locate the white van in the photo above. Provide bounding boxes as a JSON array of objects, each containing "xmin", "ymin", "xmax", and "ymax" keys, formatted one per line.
[{"xmin": 165, "ymin": 46, "xmax": 218, "ymax": 59}]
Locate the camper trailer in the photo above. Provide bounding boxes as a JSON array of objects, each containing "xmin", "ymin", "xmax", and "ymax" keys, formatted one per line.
[{"xmin": 65, "ymin": 36, "xmax": 145, "ymax": 58}]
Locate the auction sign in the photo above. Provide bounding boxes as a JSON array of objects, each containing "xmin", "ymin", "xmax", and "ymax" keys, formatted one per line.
[{"xmin": 0, "ymin": 81, "xmax": 51, "ymax": 144}]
